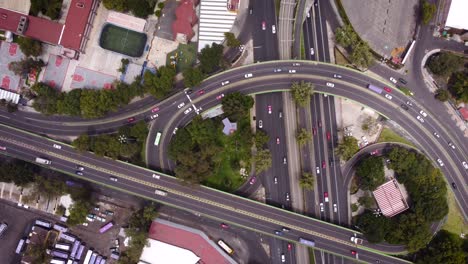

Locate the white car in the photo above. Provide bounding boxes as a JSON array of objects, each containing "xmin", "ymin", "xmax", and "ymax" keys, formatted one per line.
[
  {"xmin": 448, "ymin": 142, "xmax": 456, "ymax": 149},
  {"xmin": 274, "ymin": 68, "xmax": 282, "ymax": 73},
  {"xmin": 319, "ymin": 203, "xmax": 324, "ymax": 212},
  {"xmin": 333, "ymin": 74, "xmax": 342, "ymax": 79},
  {"xmin": 385, "ymin": 94, "xmax": 392, "ymax": 100},
  {"xmin": 433, "ymin": 132, "xmax": 440, "ymax": 138},
  {"xmin": 177, "ymin": 102, "xmax": 185, "ymax": 109},
  {"xmin": 150, "ymin": 114, "xmax": 159, "ymax": 120},
  {"xmin": 389, "ymin": 77, "xmax": 397, "ymax": 84},
  {"xmin": 152, "ymin": 173, "xmax": 161, "ymax": 179},
  {"xmin": 53, "ymin": 144, "xmax": 62, "ymax": 149},
  {"xmin": 326, "ymin": 82, "xmax": 334, "ymax": 87},
  {"xmin": 289, "ymin": 69, "xmax": 296, "ymax": 73},
  {"xmin": 316, "ymin": 166, "xmax": 320, "ymax": 174},
  {"xmin": 244, "ymin": 73, "xmax": 253, "ymax": 78},
  {"xmin": 307, "ymin": 12, "xmax": 310, "ymax": 18},
  {"xmin": 419, "ymin": 110, "xmax": 428, "ymax": 117},
  {"xmin": 258, "ymin": 120, "xmax": 263, "ymax": 128},
  {"xmin": 272, "ymin": 25, "xmax": 276, "ymax": 34},
  {"xmin": 173, "ymin": 127, "xmax": 178, "ymax": 134},
  {"xmin": 310, "ymin": 48, "xmax": 314, "ymax": 55},
  {"xmin": 221, "ymin": 81, "xmax": 230, "ymax": 86},
  {"xmin": 110, "ymin": 177, "xmax": 118, "ymax": 182},
  {"xmin": 292, "ymin": 63, "xmax": 301, "ymax": 66},
  {"xmin": 462, "ymin": 161, "xmax": 468, "ymax": 170},
  {"xmin": 274, "ymin": 177, "xmax": 278, "ymax": 184},
  {"xmin": 416, "ymin": 115, "xmax": 424, "ymax": 123},
  {"xmin": 184, "ymin": 108, "xmax": 192, "ymax": 114},
  {"xmin": 333, "ymin": 204, "xmax": 337, "ymax": 213},
  {"xmin": 281, "ymin": 254, "xmax": 285, "ymax": 263},
  {"xmin": 286, "ymin": 193, "xmax": 290, "ymax": 201},
  {"xmin": 437, "ymin": 158, "xmax": 444, "ymax": 167}
]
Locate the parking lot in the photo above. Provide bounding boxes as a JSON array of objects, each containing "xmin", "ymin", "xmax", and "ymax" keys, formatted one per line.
[{"xmin": 0, "ymin": 199, "xmax": 60, "ymax": 264}]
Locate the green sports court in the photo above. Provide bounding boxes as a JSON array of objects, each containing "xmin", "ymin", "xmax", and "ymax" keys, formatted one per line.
[{"xmin": 99, "ymin": 24, "xmax": 147, "ymax": 57}]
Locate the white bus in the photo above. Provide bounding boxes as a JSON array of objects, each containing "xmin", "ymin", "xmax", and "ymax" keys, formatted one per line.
[
  {"xmin": 15, "ymin": 238, "xmax": 25, "ymax": 254},
  {"xmin": 54, "ymin": 243, "xmax": 71, "ymax": 251},
  {"xmin": 217, "ymin": 239, "xmax": 234, "ymax": 255},
  {"xmin": 0, "ymin": 222, "xmax": 7, "ymax": 237},
  {"xmin": 154, "ymin": 132, "xmax": 162, "ymax": 146},
  {"xmin": 82, "ymin": 250, "xmax": 93, "ymax": 264}
]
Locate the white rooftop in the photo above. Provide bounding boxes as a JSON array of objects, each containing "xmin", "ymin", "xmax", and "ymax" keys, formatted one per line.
[
  {"xmin": 198, "ymin": 0, "xmax": 237, "ymax": 51},
  {"xmin": 139, "ymin": 239, "xmax": 200, "ymax": 264},
  {"xmin": 445, "ymin": 0, "xmax": 468, "ymax": 30}
]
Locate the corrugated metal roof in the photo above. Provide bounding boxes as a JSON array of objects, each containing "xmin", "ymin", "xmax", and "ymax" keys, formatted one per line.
[{"xmin": 372, "ymin": 179, "xmax": 408, "ymax": 217}]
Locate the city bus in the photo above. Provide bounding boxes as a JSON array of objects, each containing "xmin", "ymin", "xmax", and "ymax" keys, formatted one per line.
[
  {"xmin": 35, "ymin": 219, "xmax": 52, "ymax": 229},
  {"xmin": 217, "ymin": 239, "xmax": 234, "ymax": 255},
  {"xmin": 15, "ymin": 238, "xmax": 25, "ymax": 254},
  {"xmin": 154, "ymin": 132, "xmax": 162, "ymax": 146},
  {"xmin": 82, "ymin": 250, "xmax": 93, "ymax": 264},
  {"xmin": 99, "ymin": 221, "xmax": 114, "ymax": 234},
  {"xmin": 298, "ymin": 237, "xmax": 316, "ymax": 247}
]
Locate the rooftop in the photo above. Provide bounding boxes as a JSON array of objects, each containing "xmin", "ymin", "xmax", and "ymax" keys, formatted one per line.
[
  {"xmin": 60, "ymin": 0, "xmax": 95, "ymax": 51},
  {"xmin": 139, "ymin": 239, "xmax": 200, "ymax": 264},
  {"xmin": 445, "ymin": 0, "xmax": 468, "ymax": 30},
  {"xmin": 148, "ymin": 219, "xmax": 236, "ymax": 264},
  {"xmin": 372, "ymin": 179, "xmax": 409, "ymax": 217}
]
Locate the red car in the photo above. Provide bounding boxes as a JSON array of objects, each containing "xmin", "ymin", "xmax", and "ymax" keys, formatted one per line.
[
  {"xmin": 326, "ymin": 131, "xmax": 331, "ymax": 140},
  {"xmin": 262, "ymin": 21, "xmax": 266, "ymax": 30},
  {"xmin": 197, "ymin": 90, "xmax": 205, "ymax": 95},
  {"xmin": 322, "ymin": 160, "xmax": 326, "ymax": 168},
  {"xmin": 370, "ymin": 150, "xmax": 379, "ymax": 155},
  {"xmin": 0, "ymin": 146, "xmax": 6, "ymax": 151},
  {"xmin": 313, "ymin": 127, "xmax": 317, "ymax": 135},
  {"xmin": 384, "ymin": 87, "xmax": 392, "ymax": 93},
  {"xmin": 151, "ymin": 107, "xmax": 160, "ymax": 113},
  {"xmin": 249, "ymin": 176, "xmax": 257, "ymax": 185},
  {"xmin": 324, "ymin": 192, "xmax": 329, "ymax": 202},
  {"xmin": 287, "ymin": 243, "xmax": 292, "ymax": 251},
  {"xmin": 216, "ymin": 94, "xmax": 225, "ymax": 100},
  {"xmin": 351, "ymin": 250, "xmax": 357, "ymax": 256},
  {"xmin": 221, "ymin": 223, "xmax": 229, "ymax": 229},
  {"xmin": 127, "ymin": 117, "xmax": 136, "ymax": 123},
  {"xmin": 276, "ymin": 137, "xmax": 280, "ymax": 144}
]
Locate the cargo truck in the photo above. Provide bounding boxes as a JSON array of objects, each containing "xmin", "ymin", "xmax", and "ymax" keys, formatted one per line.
[{"xmin": 35, "ymin": 157, "xmax": 51, "ymax": 165}]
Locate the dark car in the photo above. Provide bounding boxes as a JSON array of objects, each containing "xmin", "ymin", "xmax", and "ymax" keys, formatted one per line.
[
  {"xmin": 398, "ymin": 78, "xmax": 407, "ymax": 84},
  {"xmin": 400, "ymin": 104, "xmax": 409, "ymax": 110},
  {"xmin": 451, "ymin": 182, "xmax": 457, "ymax": 189}
]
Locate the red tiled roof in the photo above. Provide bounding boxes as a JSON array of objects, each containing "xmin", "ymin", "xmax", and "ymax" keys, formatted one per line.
[
  {"xmin": 26, "ymin": 16, "xmax": 63, "ymax": 44},
  {"xmin": 0, "ymin": 8, "xmax": 62, "ymax": 45},
  {"xmin": 372, "ymin": 180, "xmax": 408, "ymax": 217},
  {"xmin": 172, "ymin": 0, "xmax": 198, "ymax": 40},
  {"xmin": 459, "ymin": 107, "xmax": 468, "ymax": 121},
  {"xmin": 148, "ymin": 221, "xmax": 231, "ymax": 264},
  {"xmin": 60, "ymin": 0, "xmax": 94, "ymax": 50}
]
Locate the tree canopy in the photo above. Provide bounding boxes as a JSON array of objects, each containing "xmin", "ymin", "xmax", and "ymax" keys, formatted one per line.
[
  {"xmin": 350, "ymin": 41, "xmax": 374, "ymax": 68},
  {"xmin": 448, "ymin": 71, "xmax": 468, "ymax": 103},
  {"xmin": 335, "ymin": 24, "xmax": 358, "ymax": 48},
  {"xmin": 224, "ymin": 32, "xmax": 241, "ymax": 48},
  {"xmin": 427, "ymin": 52, "xmax": 463, "ymax": 77},
  {"xmin": 291, "ymin": 81, "xmax": 313, "ymax": 107},
  {"xmin": 199, "ymin": 43, "xmax": 224, "ymax": 74},
  {"xmin": 17, "ymin": 36, "xmax": 43, "ymax": 57},
  {"xmin": 415, "ymin": 230, "xmax": 467, "ymax": 264},
  {"xmin": 30, "ymin": 0, "xmax": 63, "ymax": 20},
  {"xmin": 102, "ymin": 0, "xmax": 155, "ymax": 18},
  {"xmin": 296, "ymin": 128, "xmax": 312, "ymax": 147},
  {"xmin": 335, "ymin": 136, "xmax": 359, "ymax": 160},
  {"xmin": 222, "ymin": 92, "xmax": 254, "ymax": 121},
  {"xmin": 183, "ymin": 68, "xmax": 204, "ymax": 88},
  {"xmin": 421, "ymin": 0, "xmax": 437, "ymax": 25},
  {"xmin": 299, "ymin": 172, "xmax": 315, "ymax": 190},
  {"xmin": 355, "ymin": 156, "xmax": 385, "ymax": 191},
  {"xmin": 9, "ymin": 58, "xmax": 45, "ymax": 76},
  {"xmin": 143, "ymin": 66, "xmax": 176, "ymax": 99}
]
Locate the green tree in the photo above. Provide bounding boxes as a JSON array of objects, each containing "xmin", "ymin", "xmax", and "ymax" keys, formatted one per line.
[
  {"xmin": 291, "ymin": 81, "xmax": 314, "ymax": 107},
  {"xmin": 434, "ymin": 88, "xmax": 450, "ymax": 102},
  {"xmin": 31, "ymin": 82, "xmax": 59, "ymax": 115},
  {"xmin": 45, "ymin": 0, "xmax": 62, "ymax": 20},
  {"xmin": 68, "ymin": 200, "xmax": 92, "ymax": 226},
  {"xmin": 8, "ymin": 58, "xmax": 45, "ymax": 76},
  {"xmin": 28, "ymin": 176, "xmax": 67, "ymax": 201},
  {"xmin": 103, "ymin": 0, "xmax": 127, "ymax": 11},
  {"xmin": 415, "ymin": 230, "xmax": 467, "ymax": 264},
  {"xmin": 73, "ymin": 134, "xmax": 90, "ymax": 152},
  {"xmin": 127, "ymin": 0, "xmax": 154, "ymax": 18},
  {"xmin": 254, "ymin": 149, "xmax": 272, "ymax": 173},
  {"xmin": 118, "ymin": 58, "xmax": 130, "ymax": 73},
  {"xmin": 358, "ymin": 194, "xmax": 375, "ymax": 209},
  {"xmin": 183, "ymin": 68, "xmax": 204, "ymax": 87},
  {"xmin": 336, "ymin": 136, "xmax": 359, "ymax": 160},
  {"xmin": 335, "ymin": 24, "xmax": 358, "ymax": 48},
  {"xmin": 254, "ymin": 130, "xmax": 269, "ymax": 148},
  {"xmin": 350, "ymin": 41, "xmax": 374, "ymax": 68},
  {"xmin": 222, "ymin": 92, "xmax": 254, "ymax": 121},
  {"xmin": 56, "ymin": 88, "xmax": 82, "ymax": 116},
  {"xmin": 155, "ymin": 10, "xmax": 162, "ymax": 17},
  {"xmin": 129, "ymin": 121, "xmax": 149, "ymax": 142},
  {"xmin": 299, "ymin": 172, "xmax": 315, "ymax": 190},
  {"xmin": 356, "ymin": 156, "xmax": 385, "ymax": 191},
  {"xmin": 448, "ymin": 71, "xmax": 468, "ymax": 102},
  {"xmin": 6, "ymin": 102, "xmax": 18, "ymax": 113},
  {"xmin": 421, "ymin": 0, "xmax": 436, "ymax": 25},
  {"xmin": 17, "ymin": 36, "xmax": 42, "ymax": 57},
  {"xmin": 157, "ymin": 2, "xmax": 165, "ymax": 9},
  {"xmin": 120, "ymin": 143, "xmax": 140, "ymax": 158},
  {"xmin": 0, "ymin": 160, "xmax": 36, "ymax": 186},
  {"xmin": 351, "ymin": 203, "xmax": 359, "ymax": 212},
  {"xmin": 199, "ymin": 43, "xmax": 224, "ymax": 74},
  {"xmin": 224, "ymin": 32, "xmax": 241, "ymax": 48},
  {"xmin": 427, "ymin": 52, "xmax": 463, "ymax": 76},
  {"xmin": 296, "ymin": 128, "xmax": 312, "ymax": 146},
  {"xmin": 355, "ymin": 210, "xmax": 391, "ymax": 243},
  {"xmin": 144, "ymin": 66, "xmax": 176, "ymax": 99}
]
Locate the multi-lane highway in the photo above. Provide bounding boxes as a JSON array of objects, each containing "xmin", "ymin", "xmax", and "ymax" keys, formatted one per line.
[
  {"xmin": 1, "ymin": 61, "xmax": 467, "ymax": 262},
  {"xmin": 0, "ymin": 123, "xmax": 410, "ymax": 264}
]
